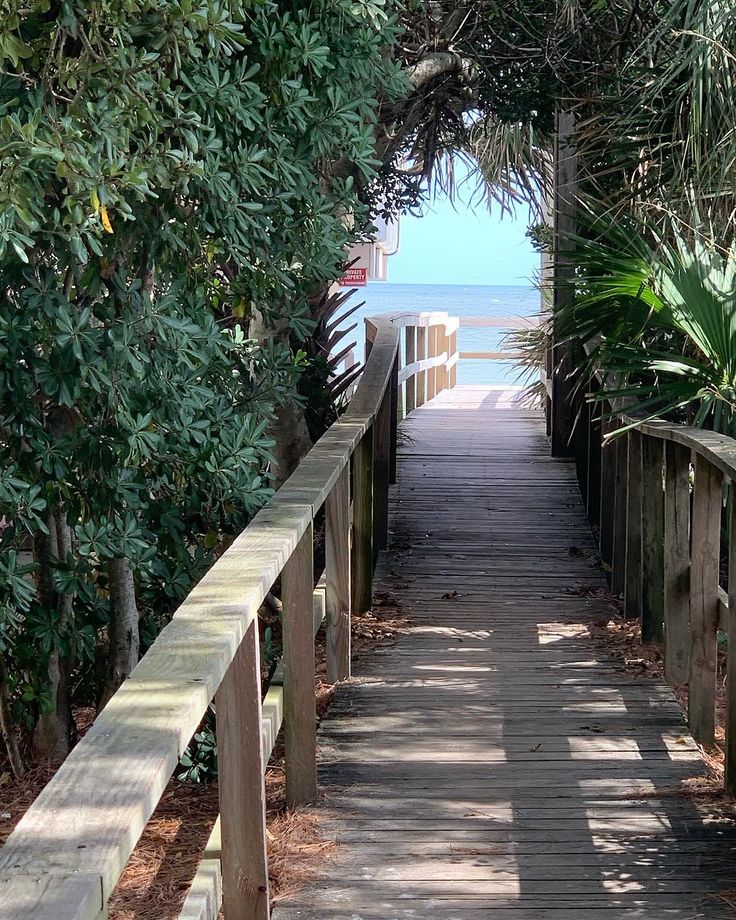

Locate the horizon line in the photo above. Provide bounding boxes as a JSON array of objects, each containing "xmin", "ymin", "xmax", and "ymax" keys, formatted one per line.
[{"xmin": 370, "ymin": 280, "xmax": 536, "ymax": 288}]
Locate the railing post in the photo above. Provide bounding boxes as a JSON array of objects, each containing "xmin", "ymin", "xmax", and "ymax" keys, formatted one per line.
[
  {"xmin": 389, "ymin": 354, "xmax": 399, "ymax": 485},
  {"xmin": 624, "ymin": 429, "xmax": 643, "ymax": 618},
  {"xmin": 283, "ymin": 523, "xmax": 317, "ymax": 806},
  {"xmin": 437, "ymin": 326, "xmax": 447, "ymax": 393},
  {"xmin": 373, "ymin": 385, "xmax": 391, "ymax": 558},
  {"xmin": 586, "ymin": 401, "xmax": 602, "ymax": 528},
  {"xmin": 365, "ymin": 320, "xmax": 377, "ymax": 358},
  {"xmin": 405, "ymin": 326, "xmax": 416, "ymax": 415},
  {"xmin": 326, "ymin": 465, "xmax": 351, "ymax": 683},
  {"xmin": 544, "ymin": 330, "xmax": 553, "ymax": 438},
  {"xmin": 427, "ymin": 325, "xmax": 438, "ymax": 401},
  {"xmin": 574, "ymin": 397, "xmax": 590, "ymax": 508},
  {"xmin": 664, "ymin": 441, "xmax": 691, "ymax": 683},
  {"xmin": 550, "ymin": 110, "xmax": 578, "ymax": 458},
  {"xmin": 641, "ymin": 436, "xmax": 665, "ymax": 643},
  {"xmin": 725, "ymin": 491, "xmax": 736, "ymax": 794},
  {"xmin": 611, "ymin": 429, "xmax": 628, "ymax": 596},
  {"xmin": 599, "ymin": 419, "xmax": 616, "ymax": 568},
  {"xmin": 416, "ymin": 326, "xmax": 427, "ymax": 407},
  {"xmin": 217, "ymin": 618, "xmax": 270, "ymax": 920},
  {"xmin": 449, "ymin": 329, "xmax": 458, "ymax": 388},
  {"xmin": 689, "ymin": 455, "xmax": 722, "ymax": 745},
  {"xmin": 352, "ymin": 429, "xmax": 373, "ymax": 614}
]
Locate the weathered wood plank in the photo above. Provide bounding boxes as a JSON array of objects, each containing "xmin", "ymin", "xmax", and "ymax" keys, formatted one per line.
[
  {"xmin": 663, "ymin": 441, "xmax": 691, "ymax": 683},
  {"xmin": 550, "ymin": 109, "xmax": 578, "ymax": 458},
  {"xmin": 448, "ymin": 330, "xmax": 458, "ymax": 388},
  {"xmin": 726, "ymin": 493, "xmax": 736, "ymax": 795},
  {"xmin": 326, "ymin": 466, "xmax": 351, "ymax": 683},
  {"xmin": 415, "ymin": 326, "xmax": 427, "ymax": 407},
  {"xmin": 641, "ymin": 435, "xmax": 665, "ymax": 643},
  {"xmin": 625, "ymin": 429, "xmax": 643, "ymax": 618},
  {"xmin": 611, "ymin": 430, "xmax": 628, "ymax": 596},
  {"xmin": 283, "ymin": 524, "xmax": 317, "ymax": 806},
  {"xmin": 599, "ymin": 421, "xmax": 615, "ymax": 564},
  {"xmin": 688, "ymin": 455, "xmax": 722, "ymax": 745},
  {"xmin": 351, "ymin": 432, "xmax": 373, "ymax": 615},
  {"xmin": 182, "ymin": 578, "xmax": 326, "ymax": 920},
  {"xmin": 404, "ymin": 326, "xmax": 416, "ymax": 414},
  {"xmin": 217, "ymin": 619, "xmax": 270, "ymax": 920},
  {"xmin": 427, "ymin": 324, "xmax": 438, "ymax": 402},
  {"xmin": 372, "ymin": 386, "xmax": 391, "ymax": 557},
  {"xmin": 389, "ymin": 354, "xmax": 399, "ymax": 485}
]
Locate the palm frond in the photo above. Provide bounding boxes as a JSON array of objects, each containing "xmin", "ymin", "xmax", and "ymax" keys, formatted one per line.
[
  {"xmin": 466, "ymin": 117, "xmax": 551, "ymax": 220},
  {"xmin": 562, "ymin": 218, "xmax": 736, "ymax": 437}
]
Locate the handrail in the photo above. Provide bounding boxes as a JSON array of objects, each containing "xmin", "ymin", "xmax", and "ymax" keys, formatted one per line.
[
  {"xmin": 573, "ymin": 361, "xmax": 736, "ymax": 794},
  {"xmin": 458, "ymin": 315, "xmax": 539, "ymax": 329},
  {"xmin": 0, "ymin": 310, "xmax": 460, "ymax": 920},
  {"xmin": 586, "ymin": 338, "xmax": 736, "ymax": 480}
]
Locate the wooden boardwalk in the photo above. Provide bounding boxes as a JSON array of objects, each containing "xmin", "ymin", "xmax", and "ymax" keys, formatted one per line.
[{"xmin": 273, "ymin": 385, "xmax": 736, "ymax": 919}]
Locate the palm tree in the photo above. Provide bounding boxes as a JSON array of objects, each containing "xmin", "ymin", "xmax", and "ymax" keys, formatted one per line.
[{"xmin": 559, "ymin": 221, "xmax": 736, "ymax": 436}]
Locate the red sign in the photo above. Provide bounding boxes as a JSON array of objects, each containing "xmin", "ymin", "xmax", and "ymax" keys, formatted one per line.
[{"xmin": 339, "ymin": 267, "xmax": 367, "ymax": 287}]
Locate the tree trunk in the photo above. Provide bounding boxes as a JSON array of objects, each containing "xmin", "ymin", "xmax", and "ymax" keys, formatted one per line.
[
  {"xmin": 0, "ymin": 654, "xmax": 24, "ymax": 777},
  {"xmin": 33, "ymin": 510, "xmax": 76, "ymax": 761},
  {"xmin": 99, "ymin": 556, "xmax": 140, "ymax": 711},
  {"xmin": 249, "ymin": 308, "xmax": 313, "ymax": 488}
]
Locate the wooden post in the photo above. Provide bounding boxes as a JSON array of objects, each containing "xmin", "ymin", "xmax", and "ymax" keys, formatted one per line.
[
  {"xmin": 437, "ymin": 327, "xmax": 447, "ymax": 393},
  {"xmin": 599, "ymin": 419, "xmax": 616, "ymax": 568},
  {"xmin": 575, "ymin": 399, "xmax": 590, "ymax": 509},
  {"xmin": 373, "ymin": 386, "xmax": 391, "ymax": 558},
  {"xmin": 664, "ymin": 441, "xmax": 691, "ymax": 684},
  {"xmin": 586, "ymin": 402, "xmax": 602, "ymax": 528},
  {"xmin": 283, "ymin": 524, "xmax": 317, "ymax": 806},
  {"xmin": 611, "ymin": 431, "xmax": 628, "ymax": 596},
  {"xmin": 405, "ymin": 326, "xmax": 416, "ymax": 414},
  {"xmin": 416, "ymin": 326, "xmax": 427, "ymax": 407},
  {"xmin": 641, "ymin": 436, "xmax": 665, "ymax": 643},
  {"xmin": 389, "ymin": 354, "xmax": 399, "ymax": 485},
  {"xmin": 550, "ymin": 109, "xmax": 578, "ymax": 457},
  {"xmin": 725, "ymin": 494, "xmax": 736, "ymax": 794},
  {"xmin": 624, "ymin": 429, "xmax": 643, "ymax": 619},
  {"xmin": 326, "ymin": 466, "xmax": 351, "ymax": 683},
  {"xmin": 540, "ymin": 184, "xmax": 553, "ymax": 438},
  {"xmin": 449, "ymin": 330, "xmax": 458, "ymax": 388},
  {"xmin": 217, "ymin": 619, "xmax": 270, "ymax": 920},
  {"xmin": 365, "ymin": 320, "xmax": 377, "ymax": 358},
  {"xmin": 352, "ymin": 430, "xmax": 373, "ymax": 615},
  {"xmin": 427, "ymin": 325, "xmax": 438, "ymax": 401},
  {"xmin": 689, "ymin": 455, "xmax": 722, "ymax": 745},
  {"xmin": 545, "ymin": 331, "xmax": 553, "ymax": 438}
]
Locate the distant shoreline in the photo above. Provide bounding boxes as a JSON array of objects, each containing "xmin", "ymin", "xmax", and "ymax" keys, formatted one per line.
[{"xmin": 366, "ymin": 281, "xmax": 535, "ymax": 288}]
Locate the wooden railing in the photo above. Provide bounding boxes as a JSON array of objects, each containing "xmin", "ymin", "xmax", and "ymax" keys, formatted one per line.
[
  {"xmin": 573, "ymin": 377, "xmax": 736, "ymax": 793},
  {"xmin": 456, "ymin": 315, "xmax": 539, "ymax": 364},
  {"xmin": 388, "ymin": 313, "xmax": 539, "ymax": 419},
  {"xmin": 0, "ymin": 311, "xmax": 459, "ymax": 920}
]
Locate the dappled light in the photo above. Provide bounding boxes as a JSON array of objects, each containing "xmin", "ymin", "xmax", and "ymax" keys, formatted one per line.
[
  {"xmin": 270, "ymin": 383, "xmax": 736, "ymax": 919},
  {"xmin": 3, "ymin": 2, "xmax": 736, "ymax": 915}
]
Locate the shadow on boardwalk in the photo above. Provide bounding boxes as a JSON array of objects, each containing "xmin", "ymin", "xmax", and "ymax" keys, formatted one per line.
[{"xmin": 273, "ymin": 386, "xmax": 736, "ymax": 920}]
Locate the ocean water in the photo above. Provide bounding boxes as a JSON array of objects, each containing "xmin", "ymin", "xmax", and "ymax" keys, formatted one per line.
[{"xmin": 338, "ymin": 283, "xmax": 541, "ymax": 386}]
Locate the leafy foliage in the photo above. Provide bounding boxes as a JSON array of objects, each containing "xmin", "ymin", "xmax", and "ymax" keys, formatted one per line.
[
  {"xmin": 560, "ymin": 220, "xmax": 736, "ymax": 435},
  {"xmin": 178, "ymin": 709, "xmax": 219, "ymax": 784},
  {"xmin": 0, "ymin": 0, "xmax": 407, "ymax": 758}
]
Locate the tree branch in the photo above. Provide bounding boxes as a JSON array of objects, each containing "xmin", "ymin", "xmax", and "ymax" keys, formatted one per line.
[{"xmin": 405, "ymin": 52, "xmax": 472, "ymax": 89}]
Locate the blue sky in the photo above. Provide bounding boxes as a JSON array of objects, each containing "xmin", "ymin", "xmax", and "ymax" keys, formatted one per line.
[{"xmin": 387, "ymin": 163, "xmax": 537, "ymax": 286}]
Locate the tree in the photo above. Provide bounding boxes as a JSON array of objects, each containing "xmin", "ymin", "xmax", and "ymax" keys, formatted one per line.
[{"xmin": 0, "ymin": 0, "xmax": 407, "ymax": 764}]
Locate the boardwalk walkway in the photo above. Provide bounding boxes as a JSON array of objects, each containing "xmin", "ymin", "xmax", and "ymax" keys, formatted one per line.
[{"xmin": 273, "ymin": 385, "xmax": 736, "ymax": 919}]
